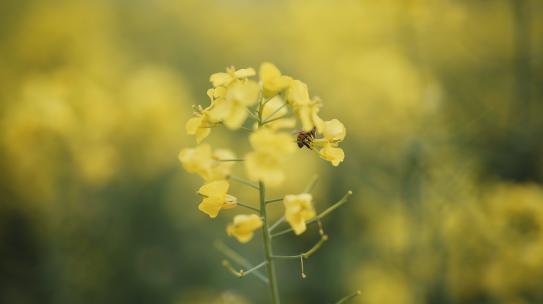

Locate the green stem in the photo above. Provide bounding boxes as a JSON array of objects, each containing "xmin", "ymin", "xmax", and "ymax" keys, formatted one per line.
[
  {"xmin": 214, "ymin": 241, "xmax": 268, "ymax": 283},
  {"xmin": 271, "ymin": 234, "xmax": 328, "ymax": 260},
  {"xmin": 304, "ymin": 174, "xmax": 319, "ymax": 193},
  {"xmin": 229, "ymin": 175, "xmax": 259, "ymax": 190},
  {"xmin": 240, "ymin": 261, "xmax": 268, "ymax": 277},
  {"xmin": 247, "ymin": 108, "xmax": 260, "ymax": 121},
  {"xmin": 335, "ymin": 290, "xmax": 362, "ymax": 304},
  {"xmin": 237, "ymin": 202, "xmax": 260, "ymax": 212},
  {"xmin": 259, "ymin": 181, "xmax": 281, "ymax": 304},
  {"xmin": 265, "ymin": 197, "xmax": 283, "ymax": 204},
  {"xmin": 262, "ymin": 114, "xmax": 290, "ymax": 125},
  {"xmin": 263, "ymin": 102, "xmax": 288, "ymax": 122},
  {"xmin": 268, "ymin": 216, "xmax": 285, "ymax": 232}
]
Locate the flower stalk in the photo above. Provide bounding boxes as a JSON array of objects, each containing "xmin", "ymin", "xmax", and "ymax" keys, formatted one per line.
[
  {"xmin": 335, "ymin": 290, "xmax": 362, "ymax": 304},
  {"xmin": 259, "ymin": 181, "xmax": 281, "ymax": 304},
  {"xmin": 180, "ymin": 63, "xmax": 354, "ymax": 303},
  {"xmin": 215, "ymin": 241, "xmax": 269, "ymax": 283},
  {"xmin": 271, "ymin": 233, "xmax": 329, "ymax": 260},
  {"xmin": 228, "ymin": 175, "xmax": 259, "ymax": 190}
]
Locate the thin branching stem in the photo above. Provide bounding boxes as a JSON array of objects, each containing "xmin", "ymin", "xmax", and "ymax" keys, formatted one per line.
[
  {"xmin": 218, "ymin": 158, "xmax": 245, "ymax": 162},
  {"xmin": 265, "ymin": 197, "xmax": 283, "ymax": 204},
  {"xmin": 237, "ymin": 202, "xmax": 260, "ymax": 212},
  {"xmin": 262, "ymin": 114, "xmax": 290, "ymax": 125},
  {"xmin": 334, "ymin": 290, "xmax": 362, "ymax": 304},
  {"xmin": 228, "ymin": 175, "xmax": 259, "ymax": 190},
  {"xmin": 263, "ymin": 102, "xmax": 288, "ymax": 122},
  {"xmin": 222, "ymin": 260, "xmax": 243, "ymax": 277},
  {"xmin": 240, "ymin": 261, "xmax": 268, "ymax": 277},
  {"xmin": 214, "ymin": 241, "xmax": 268, "ymax": 283},
  {"xmin": 271, "ymin": 190, "xmax": 353, "ymax": 238},
  {"xmin": 268, "ymin": 216, "xmax": 285, "ymax": 232},
  {"xmin": 247, "ymin": 108, "xmax": 260, "ymax": 121},
  {"xmin": 261, "ymin": 96, "xmax": 275, "ymax": 108},
  {"xmin": 271, "ymin": 234, "xmax": 328, "ymax": 260},
  {"xmin": 259, "ymin": 181, "xmax": 281, "ymax": 303},
  {"xmin": 304, "ymin": 175, "xmax": 320, "ymax": 193}
]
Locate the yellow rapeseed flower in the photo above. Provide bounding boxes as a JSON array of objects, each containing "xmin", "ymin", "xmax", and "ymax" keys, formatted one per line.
[
  {"xmin": 322, "ymin": 119, "xmax": 346, "ymax": 142},
  {"xmin": 319, "ymin": 143, "xmax": 345, "ymax": 166},
  {"xmin": 209, "ymin": 66, "xmax": 256, "ymax": 87},
  {"xmin": 227, "ymin": 214, "xmax": 263, "ymax": 243},
  {"xmin": 208, "ymin": 80, "xmax": 259, "ymax": 129},
  {"xmin": 287, "ymin": 80, "xmax": 324, "ymax": 132},
  {"xmin": 186, "ymin": 105, "xmax": 213, "ymax": 143},
  {"xmin": 259, "ymin": 62, "xmax": 292, "ymax": 97},
  {"xmin": 316, "ymin": 119, "xmax": 346, "ymax": 166},
  {"xmin": 287, "ymin": 79, "xmax": 311, "ymax": 105},
  {"xmin": 197, "ymin": 180, "xmax": 237, "ymax": 218},
  {"xmin": 283, "ymin": 193, "xmax": 316, "ymax": 235},
  {"xmin": 245, "ymin": 128, "xmax": 296, "ymax": 186},
  {"xmin": 178, "ymin": 144, "xmax": 236, "ymax": 181}
]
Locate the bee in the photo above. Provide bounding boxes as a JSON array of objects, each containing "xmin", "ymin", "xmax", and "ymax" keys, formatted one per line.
[{"xmin": 295, "ymin": 127, "xmax": 316, "ymax": 149}]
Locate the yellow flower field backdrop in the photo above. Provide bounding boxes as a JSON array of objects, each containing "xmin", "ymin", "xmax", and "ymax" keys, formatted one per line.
[{"xmin": 1, "ymin": 0, "xmax": 542, "ymax": 303}]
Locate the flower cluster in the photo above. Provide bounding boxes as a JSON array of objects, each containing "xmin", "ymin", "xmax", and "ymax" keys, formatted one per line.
[
  {"xmin": 178, "ymin": 63, "xmax": 355, "ymax": 304},
  {"xmin": 179, "ymin": 63, "xmax": 348, "ymax": 243}
]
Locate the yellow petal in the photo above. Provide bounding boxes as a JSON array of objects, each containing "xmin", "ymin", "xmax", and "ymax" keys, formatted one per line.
[
  {"xmin": 323, "ymin": 119, "xmax": 346, "ymax": 142},
  {"xmin": 233, "ymin": 67, "xmax": 256, "ymax": 78},
  {"xmin": 284, "ymin": 193, "xmax": 315, "ymax": 235},
  {"xmin": 249, "ymin": 128, "xmax": 296, "ymax": 155},
  {"xmin": 207, "ymin": 99, "xmax": 232, "ymax": 122},
  {"xmin": 319, "ymin": 144, "xmax": 345, "ymax": 166},
  {"xmin": 227, "ymin": 214, "xmax": 263, "ymax": 243},
  {"xmin": 297, "ymin": 106, "xmax": 313, "ymax": 131},
  {"xmin": 223, "ymin": 103, "xmax": 248, "ymax": 129},
  {"xmin": 210, "ymin": 72, "xmax": 233, "ymax": 87},
  {"xmin": 226, "ymin": 80, "xmax": 259, "ymax": 106},
  {"xmin": 186, "ymin": 116, "xmax": 202, "ymax": 135},
  {"xmin": 198, "ymin": 180, "xmax": 229, "ymax": 198},
  {"xmin": 260, "ymin": 62, "xmax": 291, "ymax": 97},
  {"xmin": 312, "ymin": 112, "xmax": 325, "ymax": 134},
  {"xmin": 195, "ymin": 127, "xmax": 211, "ymax": 143},
  {"xmin": 245, "ymin": 151, "xmax": 285, "ymax": 186},
  {"xmin": 198, "ymin": 197, "xmax": 223, "ymax": 218},
  {"xmin": 213, "ymin": 86, "xmax": 227, "ymax": 99},
  {"xmin": 260, "ymin": 62, "xmax": 281, "ymax": 81},
  {"xmin": 178, "ymin": 144, "xmax": 212, "ymax": 175},
  {"xmin": 287, "ymin": 80, "xmax": 310, "ymax": 106}
]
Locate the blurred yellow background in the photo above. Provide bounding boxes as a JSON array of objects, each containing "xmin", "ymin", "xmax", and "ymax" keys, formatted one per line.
[{"xmin": 1, "ymin": 0, "xmax": 542, "ymax": 303}]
